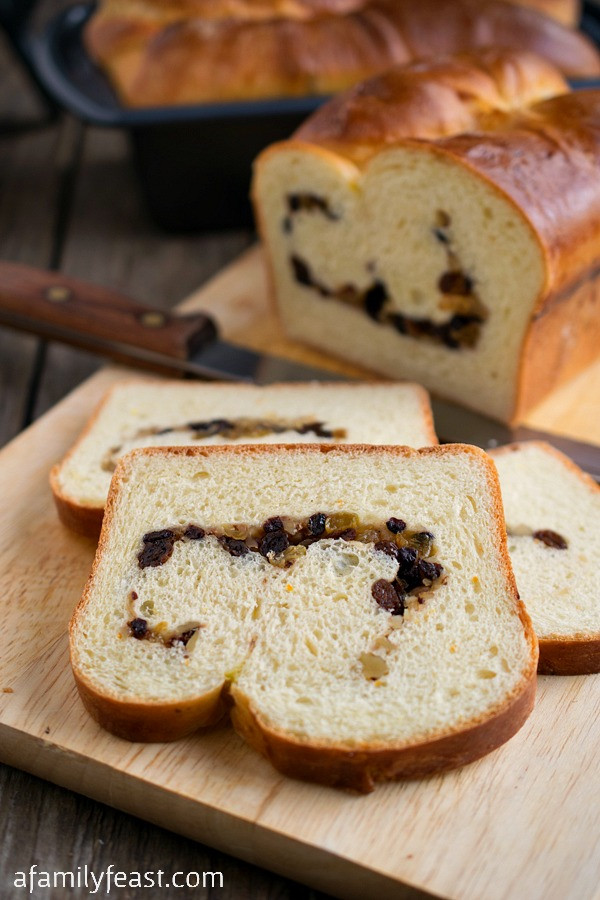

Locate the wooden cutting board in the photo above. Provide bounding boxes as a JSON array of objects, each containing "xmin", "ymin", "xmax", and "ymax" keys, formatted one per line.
[{"xmin": 1, "ymin": 247, "xmax": 599, "ymax": 900}]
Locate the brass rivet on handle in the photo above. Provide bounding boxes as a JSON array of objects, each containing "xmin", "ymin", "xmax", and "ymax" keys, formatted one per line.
[
  {"xmin": 46, "ymin": 286, "xmax": 72, "ymax": 303},
  {"xmin": 140, "ymin": 311, "xmax": 167, "ymax": 328}
]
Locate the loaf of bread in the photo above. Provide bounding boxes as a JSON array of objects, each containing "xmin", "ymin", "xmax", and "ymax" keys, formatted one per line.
[
  {"xmin": 253, "ymin": 49, "xmax": 600, "ymax": 425},
  {"xmin": 491, "ymin": 442, "xmax": 600, "ymax": 675},
  {"xmin": 50, "ymin": 379, "xmax": 437, "ymax": 539},
  {"xmin": 83, "ymin": 0, "xmax": 597, "ymax": 107},
  {"xmin": 70, "ymin": 443, "xmax": 537, "ymax": 791}
]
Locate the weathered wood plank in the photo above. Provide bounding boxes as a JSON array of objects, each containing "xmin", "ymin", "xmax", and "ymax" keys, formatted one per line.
[{"xmin": 32, "ymin": 126, "xmax": 253, "ymax": 419}]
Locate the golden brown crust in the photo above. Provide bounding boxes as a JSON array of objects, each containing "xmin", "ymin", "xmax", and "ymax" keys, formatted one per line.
[
  {"xmin": 295, "ymin": 50, "xmax": 569, "ymax": 148},
  {"xmin": 51, "ymin": 378, "xmax": 438, "ymax": 540},
  {"xmin": 73, "ymin": 670, "xmax": 227, "ymax": 741},
  {"xmin": 50, "ymin": 473, "xmax": 104, "ymax": 540},
  {"xmin": 538, "ymin": 637, "xmax": 600, "ymax": 674},
  {"xmin": 70, "ymin": 443, "xmax": 538, "ymax": 785},
  {"xmin": 230, "ymin": 674, "xmax": 537, "ymax": 792},
  {"xmin": 84, "ymin": 0, "xmax": 598, "ymax": 107}
]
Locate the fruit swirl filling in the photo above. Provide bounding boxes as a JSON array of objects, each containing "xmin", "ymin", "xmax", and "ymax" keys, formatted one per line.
[{"xmin": 127, "ymin": 514, "xmax": 446, "ymax": 646}]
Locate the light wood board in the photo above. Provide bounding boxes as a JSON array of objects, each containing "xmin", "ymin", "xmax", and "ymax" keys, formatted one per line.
[{"xmin": 1, "ymin": 247, "xmax": 599, "ymax": 900}]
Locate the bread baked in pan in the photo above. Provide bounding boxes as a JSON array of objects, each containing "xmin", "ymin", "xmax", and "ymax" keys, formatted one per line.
[
  {"xmin": 491, "ymin": 441, "xmax": 600, "ymax": 675},
  {"xmin": 70, "ymin": 443, "xmax": 537, "ymax": 791},
  {"xmin": 253, "ymin": 49, "xmax": 600, "ymax": 424},
  {"xmin": 84, "ymin": 0, "xmax": 597, "ymax": 107}
]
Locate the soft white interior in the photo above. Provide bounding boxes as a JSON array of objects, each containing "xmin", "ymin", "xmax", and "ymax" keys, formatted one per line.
[
  {"xmin": 254, "ymin": 144, "xmax": 546, "ymax": 423},
  {"xmin": 72, "ymin": 445, "xmax": 533, "ymax": 747},
  {"xmin": 57, "ymin": 381, "xmax": 435, "ymax": 508},
  {"xmin": 493, "ymin": 442, "xmax": 600, "ymax": 640}
]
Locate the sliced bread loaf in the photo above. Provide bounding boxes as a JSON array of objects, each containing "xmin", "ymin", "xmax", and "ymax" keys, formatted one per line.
[
  {"xmin": 252, "ymin": 50, "xmax": 600, "ymax": 424},
  {"xmin": 51, "ymin": 380, "xmax": 437, "ymax": 539},
  {"xmin": 70, "ymin": 443, "xmax": 537, "ymax": 791},
  {"xmin": 491, "ymin": 441, "xmax": 600, "ymax": 675}
]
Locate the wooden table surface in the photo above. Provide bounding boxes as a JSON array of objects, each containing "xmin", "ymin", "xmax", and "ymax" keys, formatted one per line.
[{"xmin": 0, "ymin": 4, "xmax": 333, "ymax": 898}]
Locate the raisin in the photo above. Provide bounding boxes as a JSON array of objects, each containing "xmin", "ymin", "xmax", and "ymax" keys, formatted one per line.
[
  {"xmin": 287, "ymin": 193, "xmax": 338, "ymax": 220},
  {"xmin": 297, "ymin": 421, "xmax": 335, "ymax": 438},
  {"xmin": 533, "ymin": 529, "xmax": 568, "ymax": 550},
  {"xmin": 184, "ymin": 525, "xmax": 205, "ymax": 540},
  {"xmin": 433, "ymin": 228, "xmax": 450, "ymax": 245},
  {"xmin": 439, "ymin": 271, "xmax": 473, "ymax": 296},
  {"xmin": 372, "ymin": 579, "xmax": 405, "ymax": 615},
  {"xmin": 188, "ymin": 418, "xmax": 230, "ymax": 436},
  {"xmin": 374, "ymin": 540, "xmax": 400, "ymax": 560},
  {"xmin": 263, "ymin": 516, "xmax": 284, "ymax": 533},
  {"xmin": 290, "ymin": 255, "xmax": 313, "ymax": 287},
  {"xmin": 364, "ymin": 282, "xmax": 388, "ymax": 321},
  {"xmin": 219, "ymin": 536, "xmax": 249, "ymax": 557},
  {"xmin": 396, "ymin": 546, "xmax": 418, "ymax": 573},
  {"xmin": 128, "ymin": 618, "xmax": 148, "ymax": 639},
  {"xmin": 259, "ymin": 530, "xmax": 289, "ymax": 557},
  {"xmin": 386, "ymin": 517, "xmax": 406, "ymax": 534},
  {"xmin": 138, "ymin": 530, "xmax": 178, "ymax": 569},
  {"xmin": 308, "ymin": 513, "xmax": 327, "ymax": 536}
]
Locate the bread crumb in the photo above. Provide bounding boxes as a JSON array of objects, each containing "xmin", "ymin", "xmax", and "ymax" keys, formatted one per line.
[
  {"xmin": 2, "ymin": 687, "xmax": 14, "ymax": 693},
  {"xmin": 286, "ymin": 584, "xmax": 294, "ymax": 592},
  {"xmin": 450, "ymin": 644, "xmax": 457, "ymax": 653}
]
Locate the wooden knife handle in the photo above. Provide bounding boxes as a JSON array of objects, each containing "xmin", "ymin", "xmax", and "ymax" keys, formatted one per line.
[{"xmin": 0, "ymin": 260, "xmax": 217, "ymax": 358}]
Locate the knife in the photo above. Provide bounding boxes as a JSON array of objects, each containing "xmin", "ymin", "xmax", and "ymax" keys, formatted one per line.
[{"xmin": 0, "ymin": 260, "xmax": 598, "ymax": 478}]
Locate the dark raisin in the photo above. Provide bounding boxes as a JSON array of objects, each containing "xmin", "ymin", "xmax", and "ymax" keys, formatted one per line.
[
  {"xmin": 184, "ymin": 525, "xmax": 205, "ymax": 541},
  {"xmin": 439, "ymin": 271, "xmax": 473, "ymax": 296},
  {"xmin": 308, "ymin": 513, "xmax": 327, "ymax": 536},
  {"xmin": 130, "ymin": 590, "xmax": 138, "ymax": 600},
  {"xmin": 143, "ymin": 529, "xmax": 176, "ymax": 543},
  {"xmin": 417, "ymin": 559, "xmax": 443, "ymax": 581},
  {"xmin": 386, "ymin": 517, "xmax": 406, "ymax": 534},
  {"xmin": 433, "ymin": 228, "xmax": 450, "ymax": 244},
  {"xmin": 259, "ymin": 530, "xmax": 289, "ymax": 557},
  {"xmin": 188, "ymin": 418, "xmax": 230, "ymax": 436},
  {"xmin": 263, "ymin": 516, "xmax": 284, "ymax": 533},
  {"xmin": 290, "ymin": 255, "xmax": 313, "ymax": 287},
  {"xmin": 533, "ymin": 529, "xmax": 568, "ymax": 550},
  {"xmin": 396, "ymin": 546, "xmax": 418, "ymax": 573},
  {"xmin": 296, "ymin": 421, "xmax": 335, "ymax": 438},
  {"xmin": 128, "ymin": 618, "xmax": 148, "ymax": 639},
  {"xmin": 364, "ymin": 282, "xmax": 388, "ymax": 321},
  {"xmin": 287, "ymin": 193, "xmax": 338, "ymax": 220},
  {"xmin": 219, "ymin": 536, "xmax": 249, "ymax": 557},
  {"xmin": 138, "ymin": 530, "xmax": 177, "ymax": 568},
  {"xmin": 374, "ymin": 540, "xmax": 400, "ymax": 560},
  {"xmin": 372, "ymin": 579, "xmax": 400, "ymax": 612}
]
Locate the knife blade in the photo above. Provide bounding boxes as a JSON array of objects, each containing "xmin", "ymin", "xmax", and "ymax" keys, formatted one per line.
[{"xmin": 0, "ymin": 259, "xmax": 598, "ymax": 476}]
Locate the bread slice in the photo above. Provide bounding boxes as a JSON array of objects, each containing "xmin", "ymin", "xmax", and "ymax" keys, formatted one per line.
[
  {"xmin": 50, "ymin": 379, "xmax": 437, "ymax": 539},
  {"xmin": 252, "ymin": 50, "xmax": 600, "ymax": 424},
  {"xmin": 70, "ymin": 443, "xmax": 537, "ymax": 791},
  {"xmin": 490, "ymin": 442, "xmax": 600, "ymax": 675}
]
